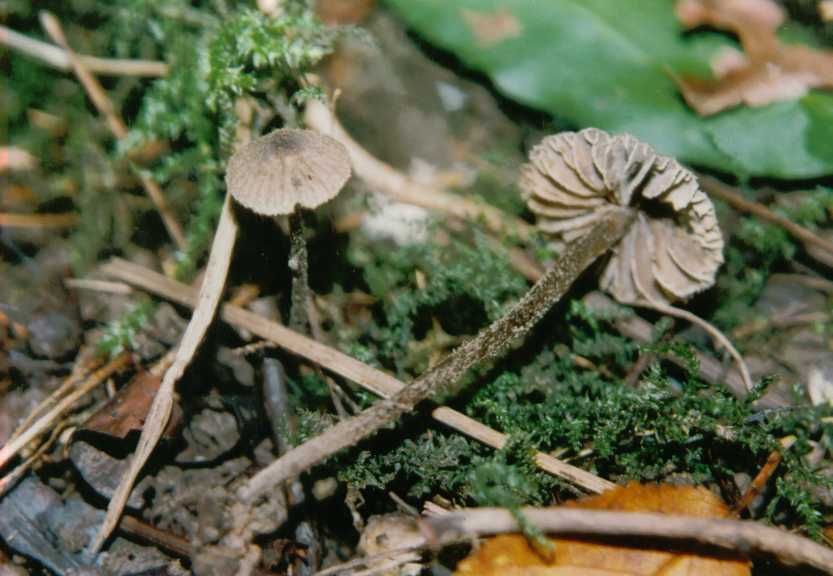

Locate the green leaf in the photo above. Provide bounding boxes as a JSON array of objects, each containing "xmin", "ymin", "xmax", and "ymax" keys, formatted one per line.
[{"xmin": 385, "ymin": 0, "xmax": 833, "ymax": 178}]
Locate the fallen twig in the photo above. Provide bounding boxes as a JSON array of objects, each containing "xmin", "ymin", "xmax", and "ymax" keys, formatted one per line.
[
  {"xmin": 238, "ymin": 213, "xmax": 631, "ymax": 504},
  {"xmin": 99, "ymin": 256, "xmax": 614, "ymax": 494},
  {"xmin": 64, "ymin": 278, "xmax": 133, "ymax": 295},
  {"xmin": 0, "ymin": 24, "xmax": 168, "ymax": 77},
  {"xmin": 0, "ymin": 352, "xmax": 131, "ymax": 471},
  {"xmin": 420, "ymin": 507, "xmax": 833, "ymax": 574},
  {"xmin": 0, "ymin": 425, "xmax": 63, "ymax": 498},
  {"xmin": 304, "ymin": 99, "xmax": 535, "ymax": 242},
  {"xmin": 699, "ymin": 174, "xmax": 833, "ymax": 268},
  {"xmin": 39, "ymin": 11, "xmax": 186, "ymax": 249},
  {"xmin": 91, "ymin": 195, "xmax": 237, "ymax": 552},
  {"xmin": 734, "ymin": 435, "xmax": 796, "ymax": 515},
  {"xmin": 0, "ymin": 212, "xmax": 79, "ymax": 229},
  {"xmin": 7, "ymin": 351, "xmax": 101, "ymax": 444}
]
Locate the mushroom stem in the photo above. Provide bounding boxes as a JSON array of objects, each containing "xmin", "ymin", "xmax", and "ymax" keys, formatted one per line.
[
  {"xmin": 238, "ymin": 208, "xmax": 634, "ymax": 505},
  {"xmin": 288, "ymin": 209, "xmax": 311, "ymax": 334}
]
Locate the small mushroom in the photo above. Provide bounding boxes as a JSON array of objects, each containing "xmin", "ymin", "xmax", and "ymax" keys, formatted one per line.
[
  {"xmin": 94, "ymin": 128, "xmax": 350, "ymax": 552},
  {"xmin": 521, "ymin": 128, "xmax": 750, "ymax": 388},
  {"xmin": 520, "ymin": 127, "xmax": 724, "ymax": 306},
  {"xmin": 226, "ymin": 128, "xmax": 351, "ymax": 332}
]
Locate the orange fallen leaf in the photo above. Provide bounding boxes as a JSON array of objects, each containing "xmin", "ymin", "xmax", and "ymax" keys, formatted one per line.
[
  {"xmin": 674, "ymin": 0, "xmax": 833, "ymax": 115},
  {"xmin": 454, "ymin": 483, "xmax": 751, "ymax": 575}
]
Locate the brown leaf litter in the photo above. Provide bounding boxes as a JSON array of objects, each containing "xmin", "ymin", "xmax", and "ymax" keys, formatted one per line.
[{"xmin": 674, "ymin": 0, "xmax": 833, "ymax": 114}]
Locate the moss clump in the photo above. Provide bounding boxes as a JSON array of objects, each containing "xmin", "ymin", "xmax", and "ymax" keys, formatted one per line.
[
  {"xmin": 346, "ymin": 230, "xmax": 527, "ymax": 376},
  {"xmin": 331, "ymin": 283, "xmax": 833, "ymax": 537}
]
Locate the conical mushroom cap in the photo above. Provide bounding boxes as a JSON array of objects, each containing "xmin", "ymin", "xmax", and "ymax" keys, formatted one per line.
[
  {"xmin": 520, "ymin": 128, "xmax": 724, "ymax": 306},
  {"xmin": 226, "ymin": 128, "xmax": 351, "ymax": 216}
]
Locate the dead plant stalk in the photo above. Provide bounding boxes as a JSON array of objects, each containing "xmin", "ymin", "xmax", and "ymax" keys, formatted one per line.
[
  {"xmin": 0, "ymin": 352, "xmax": 131, "ymax": 472},
  {"xmin": 0, "ymin": 24, "xmax": 168, "ymax": 76},
  {"xmin": 699, "ymin": 173, "xmax": 833, "ymax": 268},
  {"xmin": 238, "ymin": 211, "xmax": 632, "ymax": 504},
  {"xmin": 99, "ymin": 256, "xmax": 615, "ymax": 494}
]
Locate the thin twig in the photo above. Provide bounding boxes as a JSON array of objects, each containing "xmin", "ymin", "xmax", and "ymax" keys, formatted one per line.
[
  {"xmin": 118, "ymin": 516, "xmax": 192, "ymax": 558},
  {"xmin": 39, "ymin": 11, "xmax": 186, "ymax": 249},
  {"xmin": 0, "ymin": 212, "xmax": 79, "ymax": 229},
  {"xmin": 238, "ymin": 212, "xmax": 632, "ymax": 504},
  {"xmin": 734, "ymin": 435, "xmax": 796, "ymax": 515},
  {"xmin": 313, "ymin": 545, "xmax": 424, "ymax": 576},
  {"xmin": 0, "ymin": 352, "xmax": 131, "ymax": 471},
  {"xmin": 0, "ymin": 425, "xmax": 64, "ymax": 497},
  {"xmin": 421, "ymin": 507, "xmax": 833, "ymax": 574},
  {"xmin": 91, "ymin": 194, "xmax": 237, "ymax": 552},
  {"xmin": 770, "ymin": 273, "xmax": 833, "ymax": 295},
  {"xmin": 0, "ymin": 24, "xmax": 168, "ymax": 77},
  {"xmin": 699, "ymin": 174, "xmax": 833, "ymax": 268},
  {"xmin": 64, "ymin": 278, "xmax": 133, "ymax": 295},
  {"xmin": 7, "ymin": 352, "xmax": 101, "ymax": 444},
  {"xmin": 99, "ymin": 256, "xmax": 614, "ymax": 494},
  {"xmin": 304, "ymin": 99, "xmax": 535, "ymax": 242}
]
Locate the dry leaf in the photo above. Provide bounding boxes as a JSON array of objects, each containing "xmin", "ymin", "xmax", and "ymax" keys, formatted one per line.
[
  {"xmin": 674, "ymin": 0, "xmax": 833, "ymax": 115},
  {"xmin": 461, "ymin": 8, "xmax": 523, "ymax": 47},
  {"xmin": 520, "ymin": 128, "xmax": 724, "ymax": 306},
  {"xmin": 82, "ymin": 370, "xmax": 180, "ymax": 440},
  {"xmin": 455, "ymin": 483, "xmax": 751, "ymax": 576}
]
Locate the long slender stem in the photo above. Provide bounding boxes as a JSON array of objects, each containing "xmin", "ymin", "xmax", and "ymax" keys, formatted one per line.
[
  {"xmin": 288, "ymin": 209, "xmax": 311, "ymax": 334},
  {"xmin": 239, "ymin": 209, "xmax": 633, "ymax": 504}
]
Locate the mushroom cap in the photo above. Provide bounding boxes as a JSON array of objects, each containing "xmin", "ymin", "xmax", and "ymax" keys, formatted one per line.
[
  {"xmin": 520, "ymin": 128, "xmax": 724, "ymax": 305},
  {"xmin": 226, "ymin": 128, "xmax": 351, "ymax": 216}
]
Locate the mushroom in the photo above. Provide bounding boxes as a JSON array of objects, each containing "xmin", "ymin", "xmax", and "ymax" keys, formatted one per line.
[
  {"xmin": 226, "ymin": 128, "xmax": 351, "ymax": 332},
  {"xmin": 93, "ymin": 128, "xmax": 351, "ymax": 552},
  {"xmin": 520, "ymin": 127, "xmax": 750, "ymax": 389}
]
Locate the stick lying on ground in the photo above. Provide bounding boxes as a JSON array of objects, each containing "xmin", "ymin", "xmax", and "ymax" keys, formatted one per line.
[
  {"xmin": 99, "ymin": 256, "xmax": 614, "ymax": 495},
  {"xmin": 699, "ymin": 174, "xmax": 833, "ymax": 269},
  {"xmin": 0, "ymin": 24, "xmax": 168, "ymax": 77},
  {"xmin": 237, "ymin": 212, "xmax": 632, "ymax": 504},
  {"xmin": 420, "ymin": 507, "xmax": 833, "ymax": 574}
]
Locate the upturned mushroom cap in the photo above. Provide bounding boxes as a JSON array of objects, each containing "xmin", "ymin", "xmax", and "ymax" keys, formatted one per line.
[
  {"xmin": 226, "ymin": 128, "xmax": 351, "ymax": 216},
  {"xmin": 520, "ymin": 128, "xmax": 724, "ymax": 305}
]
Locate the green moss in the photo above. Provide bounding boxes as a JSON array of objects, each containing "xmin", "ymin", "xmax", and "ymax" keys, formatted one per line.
[
  {"xmin": 346, "ymin": 230, "xmax": 527, "ymax": 376},
  {"xmin": 331, "ymin": 289, "xmax": 833, "ymax": 536},
  {"xmin": 712, "ymin": 187, "xmax": 833, "ymax": 332},
  {"xmin": 98, "ymin": 298, "xmax": 155, "ymax": 357}
]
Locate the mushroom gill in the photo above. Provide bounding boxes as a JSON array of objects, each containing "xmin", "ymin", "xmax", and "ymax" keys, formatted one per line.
[{"xmin": 520, "ymin": 128, "xmax": 724, "ymax": 307}]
